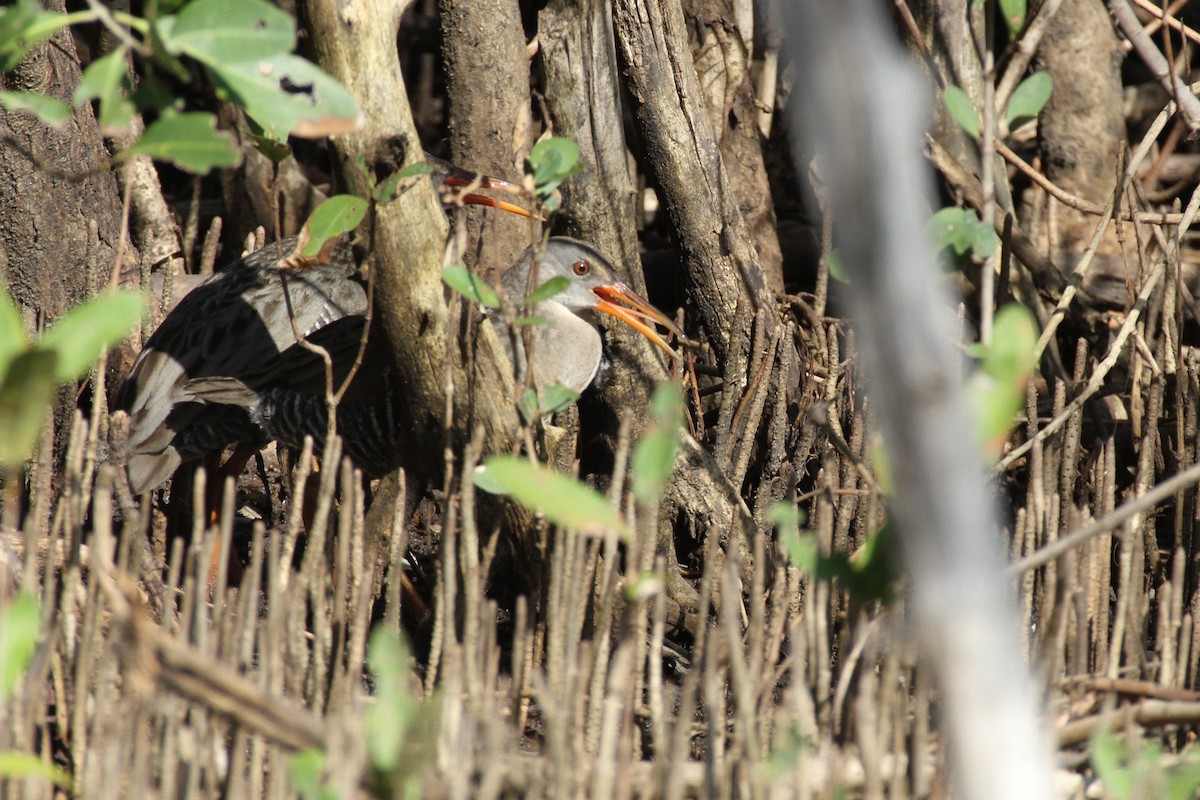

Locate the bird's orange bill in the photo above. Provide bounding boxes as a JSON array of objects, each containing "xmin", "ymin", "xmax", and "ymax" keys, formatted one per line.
[
  {"xmin": 439, "ymin": 164, "xmax": 535, "ymax": 218},
  {"xmin": 593, "ymin": 283, "xmax": 686, "ymax": 359},
  {"xmin": 457, "ymin": 192, "xmax": 534, "ymax": 218}
]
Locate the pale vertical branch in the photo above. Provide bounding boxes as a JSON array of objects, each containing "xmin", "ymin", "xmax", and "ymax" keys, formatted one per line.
[{"xmin": 778, "ymin": 1, "xmax": 1056, "ymax": 798}]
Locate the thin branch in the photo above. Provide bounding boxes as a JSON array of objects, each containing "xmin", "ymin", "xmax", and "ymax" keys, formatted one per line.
[
  {"xmin": 1131, "ymin": 0, "xmax": 1200, "ymax": 49},
  {"xmin": 1108, "ymin": 0, "xmax": 1200, "ymax": 131},
  {"xmin": 1010, "ymin": 460, "xmax": 1200, "ymax": 574}
]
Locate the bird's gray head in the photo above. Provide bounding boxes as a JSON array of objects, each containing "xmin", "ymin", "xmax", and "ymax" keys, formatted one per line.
[{"xmin": 502, "ymin": 237, "xmax": 683, "ymax": 357}]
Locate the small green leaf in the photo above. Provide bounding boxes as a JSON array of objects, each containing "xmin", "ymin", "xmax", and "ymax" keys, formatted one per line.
[
  {"xmin": 443, "ymin": 266, "xmax": 500, "ymax": 309},
  {"xmin": 0, "ymin": 286, "xmax": 26, "ymax": 379},
  {"xmin": 0, "ymin": 593, "xmax": 40, "ymax": 700},
  {"xmin": 527, "ymin": 136, "xmax": 581, "ymax": 197},
  {"xmin": 631, "ymin": 383, "xmax": 683, "ymax": 503},
  {"xmin": 518, "ymin": 383, "xmax": 581, "ymax": 422},
  {"xmin": 1005, "ymin": 71, "xmax": 1052, "ymax": 130},
  {"xmin": 373, "ymin": 162, "xmax": 433, "ymax": 204},
  {"xmin": 0, "ymin": 750, "xmax": 72, "ymax": 789},
  {"xmin": 0, "ymin": 0, "xmax": 70, "ymax": 72},
  {"xmin": 164, "ymin": 0, "xmax": 294, "ymax": 64},
  {"xmin": 73, "ymin": 47, "xmax": 134, "ymax": 134},
  {"xmin": 365, "ymin": 629, "xmax": 417, "ymax": 773},
  {"xmin": 623, "ymin": 572, "xmax": 663, "ymax": 603},
  {"xmin": 40, "ymin": 290, "xmax": 144, "ymax": 382},
  {"xmin": 126, "ymin": 112, "xmax": 241, "ymax": 174},
  {"xmin": 300, "ymin": 195, "xmax": 367, "ymax": 258},
  {"xmin": 980, "ymin": 303, "xmax": 1038, "ymax": 381},
  {"xmin": 518, "ymin": 388, "xmax": 539, "ymax": 423},
  {"xmin": 289, "ymin": 749, "xmax": 337, "ymax": 800},
  {"xmin": 966, "ymin": 303, "xmax": 1038, "ymax": 452},
  {"xmin": 539, "ymin": 383, "xmax": 580, "ymax": 415},
  {"xmin": 942, "ymin": 85, "xmax": 980, "ymax": 139},
  {"xmin": 998, "ymin": 0, "xmax": 1027, "ymax": 37},
  {"xmin": 513, "ymin": 316, "xmax": 549, "ymax": 327},
  {"xmin": 0, "ymin": 90, "xmax": 69, "ymax": 127},
  {"xmin": 768, "ymin": 501, "xmax": 804, "ymax": 532},
  {"xmin": 474, "ymin": 455, "xmax": 627, "ymax": 538},
  {"xmin": 825, "ymin": 249, "xmax": 848, "ymax": 283},
  {"xmin": 929, "ymin": 207, "xmax": 973, "ymax": 255},
  {"xmin": 1090, "ymin": 730, "xmax": 1134, "ymax": 800},
  {"xmin": 763, "ymin": 726, "xmax": 811, "ymax": 779},
  {"xmin": 929, "ymin": 206, "xmax": 996, "ymax": 260},
  {"xmin": 0, "ymin": 349, "xmax": 57, "ymax": 467},
  {"xmin": 523, "ymin": 276, "xmax": 570, "ymax": 306},
  {"xmin": 245, "ymin": 118, "xmax": 292, "ymax": 165}
]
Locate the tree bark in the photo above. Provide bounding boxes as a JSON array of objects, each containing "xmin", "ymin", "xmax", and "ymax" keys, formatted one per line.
[
  {"xmin": 612, "ymin": 0, "xmax": 775, "ymax": 372},
  {"xmin": 303, "ymin": 0, "xmax": 519, "ymax": 479},
  {"xmin": 439, "ymin": 0, "xmax": 534, "ymax": 273},
  {"xmin": 682, "ymin": 0, "xmax": 784, "ymax": 293},
  {"xmin": 1025, "ymin": 0, "xmax": 1129, "ymax": 304},
  {"xmin": 0, "ymin": 4, "xmax": 132, "ymax": 320}
]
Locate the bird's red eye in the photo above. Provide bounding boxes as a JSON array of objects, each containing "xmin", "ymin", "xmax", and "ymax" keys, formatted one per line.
[{"xmin": 573, "ymin": 260, "xmax": 590, "ymax": 276}]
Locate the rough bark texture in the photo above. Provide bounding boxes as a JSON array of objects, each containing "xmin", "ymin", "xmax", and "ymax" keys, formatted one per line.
[
  {"xmin": 439, "ymin": 0, "xmax": 534, "ymax": 274},
  {"xmin": 1026, "ymin": 0, "xmax": 1129, "ymax": 296},
  {"xmin": 682, "ymin": 0, "xmax": 784, "ymax": 293},
  {"xmin": 0, "ymin": 8, "xmax": 131, "ymax": 320},
  {"xmin": 612, "ymin": 0, "xmax": 775, "ymax": 372}
]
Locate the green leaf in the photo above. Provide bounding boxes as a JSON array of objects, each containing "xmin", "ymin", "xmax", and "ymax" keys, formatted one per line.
[
  {"xmin": 539, "ymin": 383, "xmax": 580, "ymax": 415},
  {"xmin": 631, "ymin": 383, "xmax": 683, "ymax": 503},
  {"xmin": 527, "ymin": 136, "xmax": 581, "ymax": 197},
  {"xmin": 825, "ymin": 249, "xmax": 848, "ymax": 283},
  {"xmin": 443, "ymin": 266, "xmax": 500, "ymax": 309},
  {"xmin": 0, "ymin": 0, "xmax": 70, "ymax": 72},
  {"xmin": 165, "ymin": 0, "xmax": 294, "ymax": 64},
  {"xmin": 998, "ymin": 0, "xmax": 1027, "ymax": 37},
  {"xmin": 513, "ymin": 316, "xmax": 548, "ymax": 327},
  {"xmin": 474, "ymin": 455, "xmax": 627, "ymax": 538},
  {"xmin": 0, "ymin": 593, "xmax": 40, "ymax": 700},
  {"xmin": 205, "ymin": 54, "xmax": 359, "ymax": 139},
  {"xmin": 979, "ymin": 303, "xmax": 1038, "ymax": 381},
  {"xmin": 942, "ymin": 85, "xmax": 980, "ymax": 139},
  {"xmin": 289, "ymin": 749, "xmax": 337, "ymax": 800},
  {"xmin": 523, "ymin": 276, "xmax": 570, "ymax": 305},
  {"xmin": 0, "ymin": 90, "xmax": 70, "ymax": 127},
  {"xmin": 373, "ymin": 162, "xmax": 433, "ymax": 204},
  {"xmin": 0, "ymin": 285, "xmax": 27, "ymax": 379},
  {"xmin": 0, "ymin": 349, "xmax": 57, "ymax": 467},
  {"xmin": 300, "ymin": 195, "xmax": 367, "ymax": 258},
  {"xmin": 365, "ymin": 629, "xmax": 417, "ymax": 773},
  {"xmin": 929, "ymin": 206, "xmax": 996, "ymax": 260},
  {"xmin": 966, "ymin": 304, "xmax": 1038, "ymax": 450},
  {"xmin": 517, "ymin": 388, "xmax": 539, "ymax": 423},
  {"xmin": 0, "ymin": 750, "xmax": 72, "ymax": 789},
  {"xmin": 73, "ymin": 47, "xmax": 135, "ymax": 134},
  {"xmin": 1090, "ymin": 730, "xmax": 1134, "ymax": 800},
  {"xmin": 126, "ymin": 112, "xmax": 241, "ymax": 174},
  {"xmin": 520, "ymin": 382, "xmax": 581, "ymax": 422},
  {"xmin": 768, "ymin": 501, "xmax": 804, "ymax": 532},
  {"xmin": 1005, "ymin": 71, "xmax": 1052, "ymax": 130},
  {"xmin": 929, "ymin": 207, "xmax": 974, "ymax": 255},
  {"xmin": 39, "ymin": 290, "xmax": 144, "ymax": 382}
]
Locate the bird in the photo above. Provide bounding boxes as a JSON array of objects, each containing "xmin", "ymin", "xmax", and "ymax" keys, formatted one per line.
[
  {"xmin": 168, "ymin": 237, "xmax": 683, "ymax": 478},
  {"xmin": 117, "ymin": 158, "xmax": 532, "ymax": 494}
]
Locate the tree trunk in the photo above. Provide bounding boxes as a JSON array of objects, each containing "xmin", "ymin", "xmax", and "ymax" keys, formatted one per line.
[
  {"xmin": 439, "ymin": 0, "xmax": 535, "ymax": 273},
  {"xmin": 0, "ymin": 4, "xmax": 132, "ymax": 320}
]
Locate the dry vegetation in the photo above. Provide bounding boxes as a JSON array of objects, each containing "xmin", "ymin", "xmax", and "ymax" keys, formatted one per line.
[{"xmin": 7, "ymin": 0, "xmax": 1200, "ymax": 798}]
